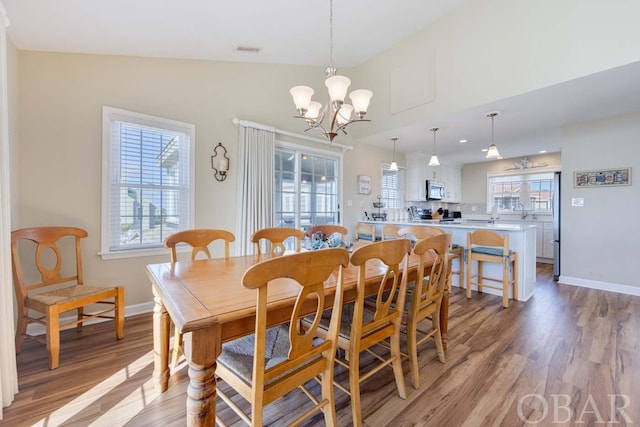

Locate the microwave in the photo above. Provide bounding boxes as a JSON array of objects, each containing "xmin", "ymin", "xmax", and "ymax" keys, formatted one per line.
[{"xmin": 426, "ymin": 180, "xmax": 445, "ymax": 200}]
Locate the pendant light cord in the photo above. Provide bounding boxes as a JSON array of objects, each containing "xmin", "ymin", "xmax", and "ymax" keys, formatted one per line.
[{"xmin": 329, "ymin": 0, "xmax": 334, "ymax": 70}]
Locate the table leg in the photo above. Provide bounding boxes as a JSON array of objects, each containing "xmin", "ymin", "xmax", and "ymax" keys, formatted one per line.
[
  {"xmin": 441, "ymin": 259, "xmax": 452, "ymax": 351},
  {"xmin": 152, "ymin": 287, "xmax": 170, "ymax": 392},
  {"xmin": 183, "ymin": 326, "xmax": 221, "ymax": 427}
]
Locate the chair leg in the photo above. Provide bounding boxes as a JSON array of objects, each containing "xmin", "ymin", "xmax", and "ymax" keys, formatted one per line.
[
  {"xmin": 466, "ymin": 258, "xmax": 472, "ymax": 299},
  {"xmin": 502, "ymin": 259, "xmax": 509, "ymax": 308},
  {"xmin": 459, "ymin": 251, "xmax": 465, "ymax": 289},
  {"xmin": 390, "ymin": 329, "xmax": 407, "ymax": 400},
  {"xmin": 433, "ymin": 308, "xmax": 446, "ymax": 364},
  {"xmin": 15, "ymin": 306, "xmax": 27, "ymax": 354},
  {"xmin": 46, "ymin": 307, "xmax": 60, "ymax": 370},
  {"xmin": 115, "ymin": 286, "xmax": 125, "ymax": 339},
  {"xmin": 320, "ymin": 359, "xmax": 338, "ymax": 427},
  {"xmin": 171, "ymin": 330, "xmax": 183, "ymax": 367},
  {"xmin": 406, "ymin": 315, "xmax": 419, "ymax": 389},
  {"xmin": 77, "ymin": 307, "xmax": 84, "ymax": 332},
  {"xmin": 477, "ymin": 261, "xmax": 483, "ymax": 293},
  {"xmin": 349, "ymin": 351, "xmax": 363, "ymax": 427},
  {"xmin": 512, "ymin": 253, "xmax": 519, "ymax": 301}
]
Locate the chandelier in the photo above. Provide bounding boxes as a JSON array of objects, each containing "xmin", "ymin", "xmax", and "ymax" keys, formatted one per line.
[{"xmin": 289, "ymin": 0, "xmax": 373, "ymax": 142}]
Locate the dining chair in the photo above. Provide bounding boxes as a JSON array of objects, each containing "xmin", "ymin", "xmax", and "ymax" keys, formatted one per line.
[
  {"xmin": 399, "ymin": 225, "xmax": 464, "ymax": 290},
  {"xmin": 466, "ymin": 229, "xmax": 518, "ymax": 308},
  {"xmin": 405, "ymin": 233, "xmax": 450, "ymax": 389},
  {"xmin": 11, "ymin": 226, "xmax": 125, "ymax": 369},
  {"xmin": 251, "ymin": 227, "xmax": 305, "ymax": 255},
  {"xmin": 305, "ymin": 224, "xmax": 348, "ymax": 239},
  {"xmin": 164, "ymin": 228, "xmax": 236, "ymax": 262},
  {"xmin": 354, "ymin": 222, "xmax": 376, "ymax": 241},
  {"xmin": 215, "ymin": 248, "xmax": 350, "ymax": 427},
  {"xmin": 314, "ymin": 239, "xmax": 411, "ymax": 427},
  {"xmin": 381, "ymin": 224, "xmax": 400, "ymax": 240},
  {"xmin": 163, "ymin": 228, "xmax": 236, "ymax": 366}
]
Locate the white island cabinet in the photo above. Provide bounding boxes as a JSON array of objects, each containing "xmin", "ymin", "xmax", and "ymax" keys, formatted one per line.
[{"xmin": 358, "ymin": 220, "xmax": 537, "ymax": 302}]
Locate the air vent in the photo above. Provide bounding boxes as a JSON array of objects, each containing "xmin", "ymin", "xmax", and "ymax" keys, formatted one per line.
[{"xmin": 235, "ymin": 46, "xmax": 261, "ymax": 54}]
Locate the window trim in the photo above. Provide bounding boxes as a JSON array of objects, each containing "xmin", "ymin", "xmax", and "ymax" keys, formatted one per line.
[
  {"xmin": 100, "ymin": 106, "xmax": 195, "ymax": 260},
  {"xmin": 486, "ymin": 166, "xmax": 560, "ymax": 215},
  {"xmin": 380, "ymin": 163, "xmax": 406, "ymax": 210}
]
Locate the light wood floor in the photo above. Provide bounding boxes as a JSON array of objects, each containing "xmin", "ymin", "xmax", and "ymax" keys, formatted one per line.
[{"xmin": 4, "ymin": 264, "xmax": 639, "ymax": 426}]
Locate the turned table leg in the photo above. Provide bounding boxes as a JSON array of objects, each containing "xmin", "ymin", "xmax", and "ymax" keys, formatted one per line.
[
  {"xmin": 152, "ymin": 287, "xmax": 170, "ymax": 392},
  {"xmin": 183, "ymin": 326, "xmax": 221, "ymax": 427}
]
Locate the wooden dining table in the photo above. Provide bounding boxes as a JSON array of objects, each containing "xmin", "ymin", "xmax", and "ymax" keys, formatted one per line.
[{"xmin": 146, "ymin": 246, "xmax": 452, "ymax": 426}]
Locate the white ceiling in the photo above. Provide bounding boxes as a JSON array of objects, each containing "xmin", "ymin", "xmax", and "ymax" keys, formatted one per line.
[{"xmin": 4, "ymin": 0, "xmax": 640, "ymax": 164}]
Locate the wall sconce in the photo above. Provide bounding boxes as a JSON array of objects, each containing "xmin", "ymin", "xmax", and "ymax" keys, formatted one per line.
[{"xmin": 211, "ymin": 142, "xmax": 229, "ymax": 182}]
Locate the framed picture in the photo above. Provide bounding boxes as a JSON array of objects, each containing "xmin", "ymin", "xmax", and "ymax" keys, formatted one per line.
[
  {"xmin": 574, "ymin": 167, "xmax": 631, "ymax": 188},
  {"xmin": 357, "ymin": 175, "xmax": 372, "ymax": 194}
]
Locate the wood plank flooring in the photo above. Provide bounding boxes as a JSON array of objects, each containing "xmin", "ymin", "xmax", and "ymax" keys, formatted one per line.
[{"xmin": 4, "ymin": 264, "xmax": 639, "ymax": 426}]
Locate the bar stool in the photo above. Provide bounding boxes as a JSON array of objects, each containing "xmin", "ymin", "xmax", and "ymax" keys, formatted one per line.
[
  {"xmin": 466, "ymin": 230, "xmax": 518, "ymax": 308},
  {"xmin": 355, "ymin": 222, "xmax": 376, "ymax": 241}
]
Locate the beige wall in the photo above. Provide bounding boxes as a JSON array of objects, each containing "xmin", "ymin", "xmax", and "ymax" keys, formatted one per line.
[{"xmin": 561, "ymin": 112, "xmax": 640, "ymax": 288}]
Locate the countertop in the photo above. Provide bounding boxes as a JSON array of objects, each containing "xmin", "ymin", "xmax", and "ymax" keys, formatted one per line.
[{"xmin": 360, "ymin": 219, "xmax": 537, "ymax": 232}]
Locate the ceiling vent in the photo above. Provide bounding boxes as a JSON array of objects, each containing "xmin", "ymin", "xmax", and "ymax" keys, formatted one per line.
[{"xmin": 235, "ymin": 46, "xmax": 261, "ymax": 54}]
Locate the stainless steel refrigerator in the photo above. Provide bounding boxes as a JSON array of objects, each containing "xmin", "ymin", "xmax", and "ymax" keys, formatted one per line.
[{"xmin": 552, "ymin": 171, "xmax": 561, "ymax": 281}]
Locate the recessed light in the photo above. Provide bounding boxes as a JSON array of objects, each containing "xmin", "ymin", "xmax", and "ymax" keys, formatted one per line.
[
  {"xmin": 539, "ymin": 150, "xmax": 547, "ymax": 153},
  {"xmin": 481, "ymin": 148, "xmax": 488, "ymax": 152},
  {"xmin": 459, "ymin": 139, "xmax": 467, "ymax": 143},
  {"xmin": 497, "ymin": 156, "xmax": 503, "ymax": 159}
]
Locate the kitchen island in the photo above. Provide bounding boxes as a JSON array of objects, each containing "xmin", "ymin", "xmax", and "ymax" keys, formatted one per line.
[{"xmin": 357, "ymin": 220, "xmax": 537, "ymax": 301}]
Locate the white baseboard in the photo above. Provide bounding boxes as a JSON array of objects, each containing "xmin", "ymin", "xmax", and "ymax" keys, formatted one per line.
[
  {"xmin": 25, "ymin": 301, "xmax": 155, "ymax": 336},
  {"xmin": 559, "ymin": 275, "xmax": 640, "ymax": 297}
]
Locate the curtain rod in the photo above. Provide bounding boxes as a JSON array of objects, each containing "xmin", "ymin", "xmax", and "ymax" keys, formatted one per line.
[{"xmin": 232, "ymin": 118, "xmax": 354, "ymax": 152}]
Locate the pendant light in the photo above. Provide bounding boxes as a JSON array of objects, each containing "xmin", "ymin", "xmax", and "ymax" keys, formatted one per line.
[
  {"xmin": 428, "ymin": 127, "xmax": 440, "ymax": 166},
  {"xmin": 485, "ymin": 112, "xmax": 502, "ymax": 159},
  {"xmin": 389, "ymin": 137, "xmax": 399, "ymax": 171}
]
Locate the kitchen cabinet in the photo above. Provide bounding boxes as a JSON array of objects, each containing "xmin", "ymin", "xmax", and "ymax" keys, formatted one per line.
[
  {"xmin": 407, "ymin": 158, "xmax": 461, "ymax": 202},
  {"xmin": 406, "ymin": 154, "xmax": 428, "ymax": 201},
  {"xmin": 426, "ymin": 164, "xmax": 462, "ymax": 202}
]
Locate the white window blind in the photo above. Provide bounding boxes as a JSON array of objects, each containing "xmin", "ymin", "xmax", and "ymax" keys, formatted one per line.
[
  {"xmin": 101, "ymin": 107, "xmax": 195, "ymax": 259},
  {"xmin": 381, "ymin": 164, "xmax": 405, "ymax": 209}
]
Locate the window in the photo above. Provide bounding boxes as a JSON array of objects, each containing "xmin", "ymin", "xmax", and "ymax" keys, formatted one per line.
[
  {"xmin": 487, "ymin": 171, "xmax": 554, "ymax": 215},
  {"xmin": 101, "ymin": 106, "xmax": 195, "ymax": 259},
  {"xmin": 381, "ymin": 164, "xmax": 405, "ymax": 209},
  {"xmin": 274, "ymin": 143, "xmax": 342, "ymax": 234}
]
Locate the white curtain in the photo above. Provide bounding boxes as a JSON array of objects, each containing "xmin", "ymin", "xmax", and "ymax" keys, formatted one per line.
[
  {"xmin": 235, "ymin": 123, "xmax": 275, "ymax": 255},
  {"xmin": 0, "ymin": 1, "xmax": 18, "ymax": 419}
]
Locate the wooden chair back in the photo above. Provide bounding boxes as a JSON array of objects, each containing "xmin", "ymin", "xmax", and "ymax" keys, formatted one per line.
[
  {"xmin": 355, "ymin": 222, "xmax": 376, "ymax": 241},
  {"xmin": 381, "ymin": 224, "xmax": 400, "ymax": 240},
  {"xmin": 406, "ymin": 232, "xmax": 451, "ymax": 388},
  {"xmin": 305, "ymin": 224, "xmax": 348, "ymax": 239},
  {"xmin": 217, "ymin": 248, "xmax": 350, "ymax": 426},
  {"xmin": 11, "ymin": 226, "xmax": 124, "ymax": 369},
  {"xmin": 398, "ymin": 225, "xmax": 445, "ymax": 241},
  {"xmin": 467, "ymin": 229, "xmax": 509, "ymax": 255},
  {"xmin": 164, "ymin": 228, "xmax": 235, "ymax": 262},
  {"xmin": 251, "ymin": 227, "xmax": 304, "ymax": 255}
]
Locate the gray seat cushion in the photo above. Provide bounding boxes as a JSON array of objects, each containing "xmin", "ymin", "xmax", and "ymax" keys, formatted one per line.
[{"xmin": 471, "ymin": 246, "xmax": 513, "ymax": 257}]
